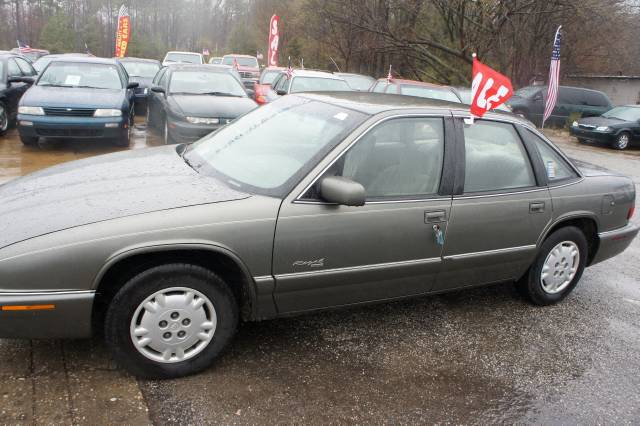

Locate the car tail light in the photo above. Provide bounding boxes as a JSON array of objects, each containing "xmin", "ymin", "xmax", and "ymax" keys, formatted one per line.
[
  {"xmin": 256, "ymin": 95, "xmax": 268, "ymax": 105},
  {"xmin": 628, "ymin": 206, "xmax": 636, "ymax": 220}
]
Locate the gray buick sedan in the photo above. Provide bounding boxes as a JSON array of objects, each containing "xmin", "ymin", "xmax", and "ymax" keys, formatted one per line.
[{"xmin": 0, "ymin": 93, "xmax": 637, "ymax": 378}]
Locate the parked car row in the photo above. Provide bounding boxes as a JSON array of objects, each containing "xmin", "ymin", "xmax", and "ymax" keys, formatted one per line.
[{"xmin": 1, "ymin": 47, "xmax": 637, "ymax": 150}]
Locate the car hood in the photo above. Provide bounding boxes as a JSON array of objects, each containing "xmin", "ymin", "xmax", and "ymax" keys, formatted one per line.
[
  {"xmin": 169, "ymin": 95, "xmax": 257, "ymax": 118},
  {"xmin": 129, "ymin": 76, "xmax": 153, "ymax": 89},
  {"xmin": 0, "ymin": 146, "xmax": 248, "ymax": 249},
  {"xmin": 577, "ymin": 116, "xmax": 628, "ymax": 127},
  {"xmin": 22, "ymin": 85, "xmax": 125, "ymax": 108}
]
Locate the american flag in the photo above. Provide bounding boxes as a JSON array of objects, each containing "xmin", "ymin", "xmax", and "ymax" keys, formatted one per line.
[
  {"xmin": 543, "ymin": 26, "xmax": 562, "ymax": 127},
  {"xmin": 17, "ymin": 40, "xmax": 32, "ymax": 54},
  {"xmin": 232, "ymin": 57, "xmax": 240, "ymax": 71},
  {"xmin": 286, "ymin": 56, "xmax": 293, "ymax": 79}
]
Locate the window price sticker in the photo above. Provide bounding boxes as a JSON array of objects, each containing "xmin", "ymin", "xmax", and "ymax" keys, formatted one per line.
[{"xmin": 546, "ymin": 160, "xmax": 556, "ymax": 179}]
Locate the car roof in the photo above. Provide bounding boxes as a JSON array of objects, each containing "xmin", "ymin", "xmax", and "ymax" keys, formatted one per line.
[
  {"xmin": 222, "ymin": 54, "xmax": 257, "ymax": 58},
  {"xmin": 118, "ymin": 57, "xmax": 161, "ymax": 64},
  {"xmin": 167, "ymin": 64, "xmax": 230, "ymax": 72},
  {"xmin": 46, "ymin": 56, "xmax": 121, "ymax": 65},
  {"xmin": 336, "ymin": 72, "xmax": 374, "ymax": 78},
  {"xmin": 377, "ymin": 78, "xmax": 454, "ymax": 89},
  {"xmin": 518, "ymin": 84, "xmax": 607, "ymax": 94},
  {"xmin": 296, "ymin": 91, "xmax": 521, "ymax": 118},
  {"xmin": 165, "ymin": 51, "xmax": 201, "ymax": 55},
  {"xmin": 292, "ymin": 70, "xmax": 345, "ymax": 80}
]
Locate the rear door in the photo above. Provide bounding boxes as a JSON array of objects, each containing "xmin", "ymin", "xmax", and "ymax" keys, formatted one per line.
[
  {"xmin": 273, "ymin": 113, "xmax": 455, "ymax": 313},
  {"xmin": 436, "ymin": 116, "xmax": 552, "ymax": 291}
]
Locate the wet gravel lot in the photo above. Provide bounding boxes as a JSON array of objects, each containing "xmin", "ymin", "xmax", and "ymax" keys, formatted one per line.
[{"xmin": 0, "ymin": 120, "xmax": 638, "ymax": 424}]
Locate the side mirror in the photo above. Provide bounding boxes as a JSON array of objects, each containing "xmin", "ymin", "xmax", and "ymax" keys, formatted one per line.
[
  {"xmin": 245, "ymin": 88, "xmax": 255, "ymax": 98},
  {"xmin": 8, "ymin": 76, "xmax": 35, "ymax": 85},
  {"xmin": 276, "ymin": 89, "xmax": 287, "ymax": 96},
  {"xmin": 150, "ymin": 86, "xmax": 165, "ymax": 94},
  {"xmin": 127, "ymin": 82, "xmax": 139, "ymax": 89},
  {"xmin": 319, "ymin": 176, "xmax": 366, "ymax": 207}
]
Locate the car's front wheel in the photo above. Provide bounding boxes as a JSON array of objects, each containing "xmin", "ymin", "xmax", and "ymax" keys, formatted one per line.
[
  {"xmin": 104, "ymin": 264, "xmax": 239, "ymax": 379},
  {"xmin": 0, "ymin": 102, "xmax": 9, "ymax": 136},
  {"xmin": 613, "ymin": 131, "xmax": 631, "ymax": 150},
  {"xmin": 518, "ymin": 226, "xmax": 588, "ymax": 305}
]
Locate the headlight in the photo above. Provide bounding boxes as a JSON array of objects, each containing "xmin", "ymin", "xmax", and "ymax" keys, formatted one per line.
[
  {"xmin": 572, "ymin": 121, "xmax": 579, "ymax": 127},
  {"xmin": 18, "ymin": 106, "xmax": 44, "ymax": 115},
  {"xmin": 143, "ymin": 88, "xmax": 149, "ymax": 95},
  {"xmin": 596, "ymin": 126, "xmax": 611, "ymax": 132},
  {"xmin": 94, "ymin": 109, "xmax": 122, "ymax": 117},
  {"xmin": 186, "ymin": 117, "xmax": 220, "ymax": 125}
]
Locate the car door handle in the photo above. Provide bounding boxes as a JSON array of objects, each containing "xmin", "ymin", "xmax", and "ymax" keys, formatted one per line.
[
  {"xmin": 425, "ymin": 210, "xmax": 446, "ymax": 223},
  {"xmin": 529, "ymin": 202, "xmax": 545, "ymax": 213}
]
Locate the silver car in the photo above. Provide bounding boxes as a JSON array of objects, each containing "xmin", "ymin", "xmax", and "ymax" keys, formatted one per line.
[{"xmin": 0, "ymin": 93, "xmax": 637, "ymax": 378}]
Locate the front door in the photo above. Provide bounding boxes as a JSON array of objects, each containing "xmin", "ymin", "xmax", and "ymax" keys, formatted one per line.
[
  {"xmin": 436, "ymin": 117, "xmax": 552, "ymax": 291},
  {"xmin": 273, "ymin": 115, "xmax": 454, "ymax": 314}
]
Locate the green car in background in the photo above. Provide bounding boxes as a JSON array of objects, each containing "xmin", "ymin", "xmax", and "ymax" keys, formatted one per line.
[{"xmin": 507, "ymin": 85, "xmax": 612, "ymax": 127}]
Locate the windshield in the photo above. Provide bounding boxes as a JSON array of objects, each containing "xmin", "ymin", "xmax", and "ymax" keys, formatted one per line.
[
  {"xmin": 169, "ymin": 71, "xmax": 246, "ymax": 96},
  {"xmin": 400, "ymin": 85, "xmax": 460, "ymax": 102},
  {"xmin": 184, "ymin": 96, "xmax": 367, "ymax": 196},
  {"xmin": 514, "ymin": 86, "xmax": 541, "ymax": 98},
  {"xmin": 602, "ymin": 106, "xmax": 640, "ymax": 121},
  {"xmin": 341, "ymin": 74, "xmax": 375, "ymax": 91},
  {"xmin": 290, "ymin": 77, "xmax": 352, "ymax": 93},
  {"xmin": 33, "ymin": 56, "xmax": 54, "ymax": 73},
  {"xmin": 38, "ymin": 62, "xmax": 123, "ymax": 89},
  {"xmin": 222, "ymin": 56, "xmax": 259, "ymax": 68},
  {"xmin": 122, "ymin": 61, "xmax": 160, "ymax": 78},
  {"xmin": 260, "ymin": 69, "xmax": 282, "ymax": 85},
  {"xmin": 165, "ymin": 53, "xmax": 201, "ymax": 64}
]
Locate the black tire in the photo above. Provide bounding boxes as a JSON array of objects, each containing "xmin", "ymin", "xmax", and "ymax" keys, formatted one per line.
[
  {"xmin": 577, "ymin": 138, "xmax": 588, "ymax": 144},
  {"xmin": 146, "ymin": 105, "xmax": 154, "ymax": 129},
  {"xmin": 612, "ymin": 131, "xmax": 631, "ymax": 150},
  {"xmin": 0, "ymin": 102, "xmax": 8, "ymax": 136},
  {"xmin": 517, "ymin": 226, "xmax": 588, "ymax": 306},
  {"xmin": 113, "ymin": 114, "xmax": 132, "ymax": 147},
  {"xmin": 20, "ymin": 135, "xmax": 39, "ymax": 146},
  {"xmin": 104, "ymin": 264, "xmax": 239, "ymax": 379},
  {"xmin": 163, "ymin": 118, "xmax": 174, "ymax": 144}
]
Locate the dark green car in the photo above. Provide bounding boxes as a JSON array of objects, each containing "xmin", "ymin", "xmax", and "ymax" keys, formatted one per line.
[
  {"xmin": 570, "ymin": 105, "xmax": 640, "ymax": 150},
  {"xmin": 0, "ymin": 93, "xmax": 637, "ymax": 379},
  {"xmin": 508, "ymin": 85, "xmax": 612, "ymax": 127}
]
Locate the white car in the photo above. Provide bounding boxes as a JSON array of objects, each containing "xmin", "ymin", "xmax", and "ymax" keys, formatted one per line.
[{"xmin": 162, "ymin": 51, "xmax": 204, "ymax": 67}]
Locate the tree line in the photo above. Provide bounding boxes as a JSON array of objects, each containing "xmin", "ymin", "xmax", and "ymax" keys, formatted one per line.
[{"xmin": 2, "ymin": 0, "xmax": 639, "ymax": 87}]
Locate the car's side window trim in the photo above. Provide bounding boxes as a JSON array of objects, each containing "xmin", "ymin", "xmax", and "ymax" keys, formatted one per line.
[
  {"xmin": 294, "ymin": 113, "xmax": 456, "ymax": 204},
  {"xmin": 515, "ymin": 124, "xmax": 548, "ymax": 187},
  {"xmin": 456, "ymin": 117, "xmax": 540, "ymax": 196}
]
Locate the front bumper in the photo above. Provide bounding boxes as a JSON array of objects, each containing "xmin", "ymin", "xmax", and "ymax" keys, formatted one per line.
[
  {"xmin": 591, "ymin": 222, "xmax": 639, "ymax": 265},
  {"xmin": 17, "ymin": 114, "xmax": 126, "ymax": 139},
  {"xmin": 569, "ymin": 126, "xmax": 616, "ymax": 143},
  {"xmin": 168, "ymin": 119, "xmax": 223, "ymax": 143},
  {"xmin": 0, "ymin": 291, "xmax": 94, "ymax": 339}
]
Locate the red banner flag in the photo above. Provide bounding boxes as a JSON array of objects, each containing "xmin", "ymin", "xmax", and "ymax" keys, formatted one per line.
[
  {"xmin": 267, "ymin": 15, "xmax": 280, "ymax": 67},
  {"xmin": 470, "ymin": 55, "xmax": 513, "ymax": 118},
  {"xmin": 114, "ymin": 5, "xmax": 131, "ymax": 58}
]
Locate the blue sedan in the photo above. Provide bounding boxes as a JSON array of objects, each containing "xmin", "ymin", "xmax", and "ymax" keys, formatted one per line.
[{"xmin": 17, "ymin": 57, "xmax": 138, "ymax": 147}]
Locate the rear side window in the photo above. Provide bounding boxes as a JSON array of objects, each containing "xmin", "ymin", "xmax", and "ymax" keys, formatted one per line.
[
  {"xmin": 15, "ymin": 57, "xmax": 36, "ymax": 76},
  {"xmin": 558, "ymin": 87, "xmax": 581, "ymax": 105},
  {"xmin": 521, "ymin": 128, "xmax": 578, "ymax": 182},
  {"xmin": 463, "ymin": 121, "xmax": 536, "ymax": 193}
]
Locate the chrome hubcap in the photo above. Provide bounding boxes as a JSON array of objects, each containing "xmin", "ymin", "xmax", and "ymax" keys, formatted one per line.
[
  {"xmin": 540, "ymin": 241, "xmax": 580, "ymax": 294},
  {"xmin": 130, "ymin": 287, "xmax": 217, "ymax": 363},
  {"xmin": 0, "ymin": 106, "xmax": 7, "ymax": 131},
  {"xmin": 618, "ymin": 134, "xmax": 629, "ymax": 149}
]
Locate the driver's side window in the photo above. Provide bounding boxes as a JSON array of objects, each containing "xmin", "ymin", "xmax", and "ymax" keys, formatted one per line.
[{"xmin": 312, "ymin": 117, "xmax": 445, "ymax": 200}]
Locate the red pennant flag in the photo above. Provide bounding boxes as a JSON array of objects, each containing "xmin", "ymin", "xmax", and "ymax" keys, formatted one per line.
[{"xmin": 470, "ymin": 56, "xmax": 513, "ymax": 118}]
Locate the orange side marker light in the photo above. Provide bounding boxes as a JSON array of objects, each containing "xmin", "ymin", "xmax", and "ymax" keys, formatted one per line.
[{"xmin": 1, "ymin": 304, "xmax": 56, "ymax": 311}]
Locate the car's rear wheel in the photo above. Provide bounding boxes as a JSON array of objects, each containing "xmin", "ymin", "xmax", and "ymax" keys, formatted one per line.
[
  {"xmin": 105, "ymin": 264, "xmax": 239, "ymax": 379},
  {"xmin": 518, "ymin": 226, "xmax": 588, "ymax": 306},
  {"xmin": 0, "ymin": 102, "xmax": 9, "ymax": 136},
  {"xmin": 613, "ymin": 131, "xmax": 630, "ymax": 150},
  {"xmin": 577, "ymin": 138, "xmax": 588, "ymax": 144}
]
